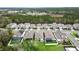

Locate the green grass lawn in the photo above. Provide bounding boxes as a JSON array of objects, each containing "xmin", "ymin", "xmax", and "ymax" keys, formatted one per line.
[
  {"xmin": 22, "ymin": 39, "xmax": 64, "ymax": 51},
  {"xmin": 45, "ymin": 45, "xmax": 64, "ymax": 51},
  {"xmin": 71, "ymin": 31, "xmax": 79, "ymax": 38}
]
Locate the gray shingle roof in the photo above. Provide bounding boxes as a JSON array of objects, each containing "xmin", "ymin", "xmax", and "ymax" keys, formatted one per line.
[
  {"xmin": 44, "ymin": 30, "xmax": 55, "ymax": 40},
  {"xmin": 35, "ymin": 29, "xmax": 43, "ymax": 40},
  {"xmin": 24, "ymin": 29, "xmax": 35, "ymax": 39},
  {"xmin": 54, "ymin": 29, "xmax": 62, "ymax": 42}
]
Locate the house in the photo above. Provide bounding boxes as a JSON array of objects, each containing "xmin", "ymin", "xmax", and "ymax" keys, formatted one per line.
[
  {"xmin": 61, "ymin": 32, "xmax": 68, "ymax": 42},
  {"xmin": 24, "ymin": 29, "xmax": 35, "ymax": 39},
  {"xmin": 65, "ymin": 47, "xmax": 77, "ymax": 51},
  {"xmin": 63, "ymin": 24, "xmax": 72, "ymax": 30},
  {"xmin": 6, "ymin": 23, "xmax": 17, "ymax": 29},
  {"xmin": 48, "ymin": 24, "xmax": 53, "ymax": 29},
  {"xmin": 54, "ymin": 29, "xmax": 63, "ymax": 43},
  {"xmin": 30, "ymin": 24, "xmax": 36, "ymax": 29},
  {"xmin": 37, "ymin": 24, "xmax": 41, "ymax": 26},
  {"xmin": 36, "ymin": 24, "xmax": 43, "ymax": 29},
  {"xmin": 52, "ymin": 23, "xmax": 58, "ymax": 29},
  {"xmin": 57, "ymin": 23, "xmax": 64, "ymax": 29},
  {"xmin": 24, "ymin": 23, "xmax": 30, "ymax": 29},
  {"xmin": 66, "ymin": 33, "xmax": 79, "ymax": 51},
  {"xmin": 42, "ymin": 24, "xmax": 49, "ymax": 29},
  {"xmin": 35, "ymin": 29, "xmax": 44, "ymax": 42},
  {"xmin": 18, "ymin": 23, "xmax": 25, "ymax": 29},
  {"xmin": 73, "ymin": 23, "xmax": 79, "ymax": 30},
  {"xmin": 44, "ymin": 30, "xmax": 57, "ymax": 45},
  {"xmin": 12, "ymin": 29, "xmax": 24, "ymax": 40}
]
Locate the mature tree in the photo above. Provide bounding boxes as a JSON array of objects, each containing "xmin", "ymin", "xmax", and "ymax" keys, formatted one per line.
[
  {"xmin": 0, "ymin": 16, "xmax": 12, "ymax": 28},
  {"xmin": 0, "ymin": 28, "xmax": 13, "ymax": 50}
]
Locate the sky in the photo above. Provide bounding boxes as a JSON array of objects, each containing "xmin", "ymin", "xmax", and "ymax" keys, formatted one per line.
[{"xmin": 0, "ymin": 0, "xmax": 79, "ymax": 7}]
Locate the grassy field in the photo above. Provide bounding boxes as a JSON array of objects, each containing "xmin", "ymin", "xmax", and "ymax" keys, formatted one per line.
[
  {"xmin": 22, "ymin": 39, "xmax": 64, "ymax": 51},
  {"xmin": 45, "ymin": 45, "xmax": 64, "ymax": 51}
]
